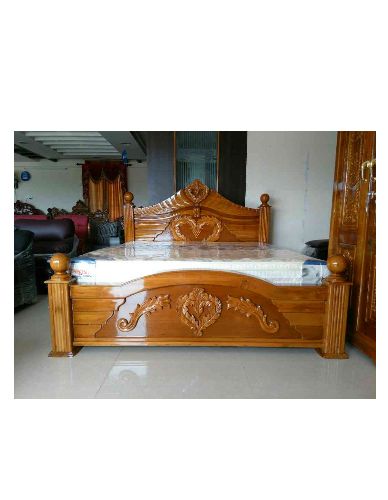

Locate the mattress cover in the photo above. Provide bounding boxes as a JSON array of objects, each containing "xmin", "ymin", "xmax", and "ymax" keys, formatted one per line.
[{"xmin": 70, "ymin": 241, "xmax": 329, "ymax": 286}]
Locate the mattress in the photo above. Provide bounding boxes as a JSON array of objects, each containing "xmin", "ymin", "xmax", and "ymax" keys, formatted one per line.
[{"xmin": 70, "ymin": 242, "xmax": 329, "ymax": 286}]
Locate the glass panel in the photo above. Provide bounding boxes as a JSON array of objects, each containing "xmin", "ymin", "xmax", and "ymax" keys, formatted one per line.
[{"xmin": 175, "ymin": 131, "xmax": 218, "ymax": 191}]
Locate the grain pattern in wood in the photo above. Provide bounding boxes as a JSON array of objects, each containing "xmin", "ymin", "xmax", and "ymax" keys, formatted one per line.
[
  {"xmin": 328, "ymin": 131, "xmax": 376, "ymax": 360},
  {"xmin": 46, "ymin": 254, "xmax": 81, "ymax": 357}
]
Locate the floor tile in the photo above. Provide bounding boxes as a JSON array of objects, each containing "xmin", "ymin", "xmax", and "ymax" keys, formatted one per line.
[
  {"xmin": 96, "ymin": 348, "xmax": 252, "ymax": 398},
  {"xmin": 241, "ymin": 346, "xmax": 376, "ymax": 398},
  {"xmin": 14, "ymin": 296, "xmax": 376, "ymax": 399}
]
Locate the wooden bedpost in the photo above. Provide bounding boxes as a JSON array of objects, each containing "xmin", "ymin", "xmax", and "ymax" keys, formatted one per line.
[
  {"xmin": 46, "ymin": 253, "xmax": 80, "ymax": 357},
  {"xmin": 258, "ymin": 193, "xmax": 271, "ymax": 243},
  {"xmin": 123, "ymin": 191, "xmax": 135, "ymax": 243},
  {"xmin": 317, "ymin": 255, "xmax": 351, "ymax": 359}
]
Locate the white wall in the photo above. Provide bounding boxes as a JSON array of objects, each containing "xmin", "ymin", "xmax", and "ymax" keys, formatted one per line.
[
  {"xmin": 128, "ymin": 163, "xmax": 148, "ymax": 207},
  {"xmin": 14, "ymin": 160, "xmax": 84, "ymax": 212},
  {"xmin": 14, "ymin": 160, "xmax": 149, "ymax": 212},
  {"xmin": 246, "ymin": 132, "xmax": 337, "ymax": 252}
]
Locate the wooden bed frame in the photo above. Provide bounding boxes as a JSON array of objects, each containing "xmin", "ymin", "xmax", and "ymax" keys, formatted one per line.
[{"xmin": 46, "ymin": 179, "xmax": 351, "ymax": 359}]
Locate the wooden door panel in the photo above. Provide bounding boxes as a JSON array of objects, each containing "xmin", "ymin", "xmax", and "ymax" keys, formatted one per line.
[{"xmin": 329, "ymin": 131, "xmax": 376, "ymax": 360}]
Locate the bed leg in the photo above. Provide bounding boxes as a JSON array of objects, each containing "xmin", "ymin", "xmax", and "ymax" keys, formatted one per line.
[
  {"xmin": 317, "ymin": 255, "xmax": 351, "ymax": 359},
  {"xmin": 46, "ymin": 253, "xmax": 81, "ymax": 358}
]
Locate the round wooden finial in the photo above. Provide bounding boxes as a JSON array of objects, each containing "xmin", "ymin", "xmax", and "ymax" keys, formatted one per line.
[
  {"xmin": 327, "ymin": 255, "xmax": 348, "ymax": 275},
  {"xmin": 50, "ymin": 253, "xmax": 70, "ymax": 275},
  {"xmin": 260, "ymin": 193, "xmax": 270, "ymax": 206},
  {"xmin": 124, "ymin": 192, "xmax": 134, "ymax": 204}
]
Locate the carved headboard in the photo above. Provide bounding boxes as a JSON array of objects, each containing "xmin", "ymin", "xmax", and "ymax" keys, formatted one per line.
[{"xmin": 123, "ymin": 179, "xmax": 271, "ymax": 243}]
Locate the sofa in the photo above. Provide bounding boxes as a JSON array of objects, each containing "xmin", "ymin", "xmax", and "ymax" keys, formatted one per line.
[
  {"xmin": 88, "ymin": 209, "xmax": 123, "ymax": 250},
  {"xmin": 14, "ymin": 213, "xmax": 88, "ymax": 255},
  {"xmin": 14, "ymin": 229, "xmax": 38, "ymax": 308},
  {"xmin": 14, "ymin": 214, "xmax": 47, "ymax": 221},
  {"xmin": 14, "ymin": 219, "xmax": 78, "ymax": 292},
  {"xmin": 51, "ymin": 214, "xmax": 88, "ymax": 253}
]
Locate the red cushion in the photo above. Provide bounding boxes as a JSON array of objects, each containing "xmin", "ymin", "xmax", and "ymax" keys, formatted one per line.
[{"xmin": 14, "ymin": 215, "xmax": 47, "ymax": 221}]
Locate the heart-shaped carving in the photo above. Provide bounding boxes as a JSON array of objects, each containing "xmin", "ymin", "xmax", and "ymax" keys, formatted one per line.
[
  {"xmin": 176, "ymin": 288, "xmax": 222, "ymax": 336},
  {"xmin": 170, "ymin": 215, "xmax": 222, "ymax": 241},
  {"xmin": 184, "ymin": 179, "xmax": 209, "ymax": 205}
]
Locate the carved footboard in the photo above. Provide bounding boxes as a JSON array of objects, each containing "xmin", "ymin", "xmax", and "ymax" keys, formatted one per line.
[{"xmin": 46, "ymin": 254, "xmax": 350, "ymax": 359}]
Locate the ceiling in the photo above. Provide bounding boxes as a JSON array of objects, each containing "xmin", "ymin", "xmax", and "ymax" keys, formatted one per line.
[{"xmin": 14, "ymin": 131, "xmax": 147, "ymax": 162}]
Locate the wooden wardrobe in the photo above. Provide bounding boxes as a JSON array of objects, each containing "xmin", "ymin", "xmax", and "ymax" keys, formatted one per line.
[{"xmin": 329, "ymin": 132, "xmax": 376, "ymax": 360}]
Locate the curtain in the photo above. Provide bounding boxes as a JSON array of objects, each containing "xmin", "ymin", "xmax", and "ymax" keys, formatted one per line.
[
  {"xmin": 106, "ymin": 176, "xmax": 123, "ymax": 220},
  {"xmin": 88, "ymin": 177, "xmax": 105, "ymax": 213},
  {"xmin": 82, "ymin": 161, "xmax": 127, "ymax": 220}
]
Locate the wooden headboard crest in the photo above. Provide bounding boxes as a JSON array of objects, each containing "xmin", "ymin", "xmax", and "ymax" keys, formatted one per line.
[{"xmin": 123, "ymin": 179, "xmax": 270, "ymax": 243}]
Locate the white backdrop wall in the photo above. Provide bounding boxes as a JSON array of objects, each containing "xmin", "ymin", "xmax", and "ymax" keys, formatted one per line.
[
  {"xmin": 14, "ymin": 160, "xmax": 149, "ymax": 212},
  {"xmin": 246, "ymin": 132, "xmax": 337, "ymax": 252},
  {"xmin": 128, "ymin": 164, "xmax": 148, "ymax": 207},
  {"xmin": 14, "ymin": 160, "xmax": 84, "ymax": 212}
]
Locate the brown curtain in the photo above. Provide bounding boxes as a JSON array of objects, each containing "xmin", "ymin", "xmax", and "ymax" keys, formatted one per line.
[
  {"xmin": 106, "ymin": 176, "xmax": 123, "ymax": 220},
  {"xmin": 83, "ymin": 160, "xmax": 127, "ymax": 220},
  {"xmin": 88, "ymin": 175, "xmax": 124, "ymax": 220},
  {"xmin": 88, "ymin": 177, "xmax": 105, "ymax": 213}
]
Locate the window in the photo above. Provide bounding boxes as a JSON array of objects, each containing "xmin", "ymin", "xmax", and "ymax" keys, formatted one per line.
[{"xmin": 174, "ymin": 131, "xmax": 218, "ymax": 191}]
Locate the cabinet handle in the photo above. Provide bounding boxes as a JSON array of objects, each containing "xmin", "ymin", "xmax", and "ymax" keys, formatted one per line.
[
  {"xmin": 365, "ymin": 159, "xmax": 376, "ymax": 213},
  {"xmin": 361, "ymin": 160, "xmax": 369, "ymax": 181}
]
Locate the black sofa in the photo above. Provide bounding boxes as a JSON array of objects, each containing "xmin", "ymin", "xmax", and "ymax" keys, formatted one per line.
[
  {"xmin": 14, "ymin": 229, "xmax": 38, "ymax": 308},
  {"xmin": 14, "ymin": 219, "xmax": 78, "ymax": 293}
]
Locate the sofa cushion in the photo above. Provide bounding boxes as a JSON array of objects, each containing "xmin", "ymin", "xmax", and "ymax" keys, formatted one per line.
[
  {"xmin": 14, "ymin": 218, "xmax": 75, "ymax": 241},
  {"xmin": 305, "ymin": 239, "xmax": 329, "ymax": 249},
  {"xmin": 14, "ymin": 215, "xmax": 47, "ymax": 221},
  {"xmin": 55, "ymin": 215, "xmax": 88, "ymax": 237},
  {"xmin": 33, "ymin": 236, "xmax": 74, "ymax": 254}
]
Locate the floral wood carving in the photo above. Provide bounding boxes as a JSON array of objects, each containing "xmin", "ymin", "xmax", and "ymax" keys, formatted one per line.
[
  {"xmin": 339, "ymin": 246, "xmax": 354, "ymax": 281},
  {"xmin": 71, "ymin": 200, "xmax": 89, "ymax": 215},
  {"xmin": 117, "ymin": 295, "xmax": 171, "ymax": 332},
  {"xmin": 89, "ymin": 209, "xmax": 110, "ymax": 222},
  {"xmin": 170, "ymin": 215, "xmax": 222, "ymax": 242},
  {"xmin": 176, "ymin": 288, "xmax": 222, "ymax": 336},
  {"xmin": 342, "ymin": 132, "xmax": 363, "ymax": 227},
  {"xmin": 47, "ymin": 207, "xmax": 69, "ymax": 219},
  {"xmin": 226, "ymin": 296, "xmax": 279, "ymax": 333},
  {"xmin": 184, "ymin": 179, "xmax": 210, "ymax": 205},
  {"xmin": 14, "ymin": 200, "xmax": 44, "ymax": 215}
]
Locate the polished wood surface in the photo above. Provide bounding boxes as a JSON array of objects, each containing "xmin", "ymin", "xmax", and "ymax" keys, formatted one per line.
[
  {"xmin": 124, "ymin": 179, "xmax": 271, "ymax": 243},
  {"xmin": 329, "ymin": 132, "xmax": 376, "ymax": 360},
  {"xmin": 45, "ymin": 254, "xmax": 81, "ymax": 357},
  {"xmin": 317, "ymin": 256, "xmax": 351, "ymax": 359},
  {"xmin": 46, "ymin": 254, "xmax": 350, "ymax": 357},
  {"xmin": 46, "ymin": 178, "xmax": 351, "ymax": 358},
  {"xmin": 123, "ymin": 191, "xmax": 135, "ymax": 242}
]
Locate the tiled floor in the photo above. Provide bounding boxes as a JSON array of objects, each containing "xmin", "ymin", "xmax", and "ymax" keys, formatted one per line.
[{"xmin": 14, "ymin": 296, "xmax": 376, "ymax": 398}]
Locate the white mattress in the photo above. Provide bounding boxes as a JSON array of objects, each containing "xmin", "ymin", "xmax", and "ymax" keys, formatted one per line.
[{"xmin": 70, "ymin": 242, "xmax": 329, "ymax": 286}]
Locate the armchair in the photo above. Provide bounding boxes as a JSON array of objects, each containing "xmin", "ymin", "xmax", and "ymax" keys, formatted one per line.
[
  {"xmin": 14, "ymin": 229, "xmax": 37, "ymax": 308},
  {"xmin": 14, "ymin": 219, "xmax": 78, "ymax": 293},
  {"xmin": 88, "ymin": 209, "xmax": 122, "ymax": 250}
]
